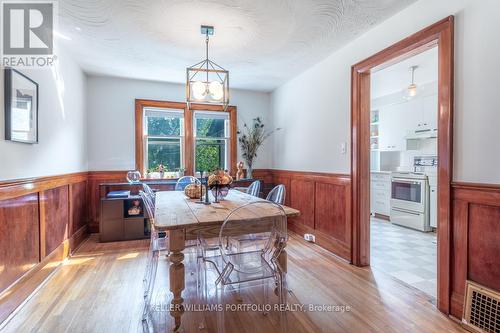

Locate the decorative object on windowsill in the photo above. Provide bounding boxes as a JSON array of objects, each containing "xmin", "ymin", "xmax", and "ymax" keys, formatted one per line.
[
  {"xmin": 4, "ymin": 68, "xmax": 39, "ymax": 144},
  {"xmin": 126, "ymin": 170, "xmax": 142, "ymax": 183},
  {"xmin": 158, "ymin": 164, "xmax": 165, "ymax": 179},
  {"xmin": 184, "ymin": 183, "xmax": 206, "ymax": 199},
  {"xmin": 186, "ymin": 25, "xmax": 229, "ymax": 111},
  {"xmin": 208, "ymin": 169, "xmax": 233, "ymax": 202},
  {"xmin": 177, "ymin": 168, "xmax": 185, "ymax": 178},
  {"xmin": 237, "ymin": 117, "xmax": 281, "ymax": 179},
  {"xmin": 236, "ymin": 161, "xmax": 245, "ymax": 181}
]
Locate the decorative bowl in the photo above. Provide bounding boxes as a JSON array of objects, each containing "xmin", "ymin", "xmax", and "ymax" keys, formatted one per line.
[
  {"xmin": 211, "ymin": 185, "xmax": 230, "ymax": 201},
  {"xmin": 126, "ymin": 170, "xmax": 141, "ymax": 183}
]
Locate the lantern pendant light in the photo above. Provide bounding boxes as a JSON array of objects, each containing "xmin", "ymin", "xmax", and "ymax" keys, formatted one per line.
[{"xmin": 186, "ymin": 26, "xmax": 229, "ymax": 110}]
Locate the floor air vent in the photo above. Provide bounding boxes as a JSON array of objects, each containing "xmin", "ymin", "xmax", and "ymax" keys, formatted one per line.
[{"xmin": 463, "ymin": 281, "xmax": 500, "ymax": 333}]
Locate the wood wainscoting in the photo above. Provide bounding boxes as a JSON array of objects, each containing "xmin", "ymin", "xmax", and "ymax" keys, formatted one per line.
[
  {"xmin": 450, "ymin": 182, "xmax": 500, "ymax": 319},
  {"xmin": 254, "ymin": 170, "xmax": 352, "ymax": 262},
  {"xmin": 0, "ymin": 172, "xmax": 89, "ymax": 323}
]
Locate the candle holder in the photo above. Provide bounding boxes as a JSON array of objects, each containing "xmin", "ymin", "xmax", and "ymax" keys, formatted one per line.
[
  {"xmin": 210, "ymin": 183, "xmax": 230, "ymax": 203},
  {"xmin": 196, "ymin": 171, "xmax": 211, "ymax": 205}
]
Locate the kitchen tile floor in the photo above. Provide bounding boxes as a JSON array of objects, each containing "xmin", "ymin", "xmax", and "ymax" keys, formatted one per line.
[{"xmin": 370, "ymin": 217, "xmax": 437, "ymax": 298}]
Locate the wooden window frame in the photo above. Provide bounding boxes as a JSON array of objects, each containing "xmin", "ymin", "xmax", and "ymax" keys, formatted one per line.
[
  {"xmin": 135, "ymin": 99, "xmax": 237, "ymax": 177},
  {"xmin": 350, "ymin": 16, "xmax": 454, "ymax": 314}
]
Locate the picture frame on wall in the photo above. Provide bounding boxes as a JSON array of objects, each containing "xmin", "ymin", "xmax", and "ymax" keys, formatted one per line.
[{"xmin": 4, "ymin": 68, "xmax": 39, "ymax": 144}]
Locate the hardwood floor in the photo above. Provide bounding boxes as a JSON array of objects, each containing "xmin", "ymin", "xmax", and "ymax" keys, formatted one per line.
[{"xmin": 0, "ymin": 234, "xmax": 465, "ymax": 333}]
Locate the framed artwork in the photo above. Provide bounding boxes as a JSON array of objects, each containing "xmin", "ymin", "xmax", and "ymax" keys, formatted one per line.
[{"xmin": 4, "ymin": 68, "xmax": 39, "ymax": 143}]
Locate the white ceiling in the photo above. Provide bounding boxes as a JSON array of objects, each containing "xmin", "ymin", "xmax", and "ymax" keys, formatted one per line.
[
  {"xmin": 57, "ymin": 0, "xmax": 416, "ymax": 91},
  {"xmin": 371, "ymin": 46, "xmax": 438, "ymax": 99}
]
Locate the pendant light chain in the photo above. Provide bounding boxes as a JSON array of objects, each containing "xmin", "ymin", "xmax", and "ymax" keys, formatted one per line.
[{"xmin": 205, "ymin": 32, "xmax": 209, "ymax": 84}]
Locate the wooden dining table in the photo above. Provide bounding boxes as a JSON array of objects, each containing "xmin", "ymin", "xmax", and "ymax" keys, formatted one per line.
[{"xmin": 154, "ymin": 189, "xmax": 300, "ymax": 330}]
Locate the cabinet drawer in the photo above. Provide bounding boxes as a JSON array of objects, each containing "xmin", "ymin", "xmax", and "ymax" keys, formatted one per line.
[
  {"xmin": 101, "ymin": 200, "xmax": 123, "ymax": 219},
  {"xmin": 100, "ymin": 218, "xmax": 123, "ymax": 242},
  {"xmin": 372, "ymin": 181, "xmax": 390, "ymax": 191},
  {"xmin": 124, "ymin": 218, "xmax": 147, "ymax": 240},
  {"xmin": 373, "ymin": 189, "xmax": 389, "ymax": 199}
]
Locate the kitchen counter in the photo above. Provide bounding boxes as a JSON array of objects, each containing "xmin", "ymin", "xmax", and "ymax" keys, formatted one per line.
[{"xmin": 371, "ymin": 170, "xmax": 392, "ymax": 174}]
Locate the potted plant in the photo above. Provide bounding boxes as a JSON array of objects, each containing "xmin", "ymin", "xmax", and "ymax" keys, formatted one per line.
[{"xmin": 237, "ymin": 117, "xmax": 280, "ymax": 179}]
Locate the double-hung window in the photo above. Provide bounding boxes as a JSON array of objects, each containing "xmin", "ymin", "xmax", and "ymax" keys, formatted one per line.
[
  {"xmin": 144, "ymin": 108, "xmax": 184, "ymax": 173},
  {"xmin": 194, "ymin": 110, "xmax": 230, "ymax": 173}
]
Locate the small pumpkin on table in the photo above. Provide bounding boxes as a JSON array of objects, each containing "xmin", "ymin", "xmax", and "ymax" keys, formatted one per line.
[{"xmin": 184, "ymin": 183, "xmax": 206, "ymax": 199}]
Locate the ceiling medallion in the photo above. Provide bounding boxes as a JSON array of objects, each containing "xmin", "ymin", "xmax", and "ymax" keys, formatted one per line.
[{"xmin": 186, "ymin": 25, "xmax": 229, "ymax": 110}]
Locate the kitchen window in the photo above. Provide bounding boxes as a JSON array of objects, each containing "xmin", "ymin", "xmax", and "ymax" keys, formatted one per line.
[{"xmin": 143, "ymin": 108, "xmax": 184, "ymax": 173}]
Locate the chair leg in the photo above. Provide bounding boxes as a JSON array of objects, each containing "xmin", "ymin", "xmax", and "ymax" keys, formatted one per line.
[
  {"xmin": 278, "ymin": 273, "xmax": 287, "ymax": 333},
  {"xmin": 197, "ymin": 259, "xmax": 207, "ymax": 330},
  {"xmin": 143, "ymin": 250, "xmax": 159, "ymax": 321},
  {"xmin": 263, "ymin": 279, "xmax": 269, "ymax": 316},
  {"xmin": 143, "ymin": 241, "xmax": 155, "ymax": 296},
  {"xmin": 217, "ymin": 284, "xmax": 226, "ymax": 333}
]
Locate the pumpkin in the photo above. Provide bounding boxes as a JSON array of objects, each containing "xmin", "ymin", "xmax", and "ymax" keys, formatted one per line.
[{"xmin": 184, "ymin": 183, "xmax": 205, "ymax": 199}]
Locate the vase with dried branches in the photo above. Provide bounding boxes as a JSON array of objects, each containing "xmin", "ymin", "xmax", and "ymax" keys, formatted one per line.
[{"xmin": 237, "ymin": 117, "xmax": 280, "ymax": 179}]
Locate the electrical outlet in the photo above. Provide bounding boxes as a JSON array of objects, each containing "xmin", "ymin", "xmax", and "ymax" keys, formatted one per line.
[{"xmin": 304, "ymin": 233, "xmax": 316, "ymax": 243}]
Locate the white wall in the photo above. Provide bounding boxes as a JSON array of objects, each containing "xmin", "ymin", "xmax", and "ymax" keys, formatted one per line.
[
  {"xmin": 271, "ymin": 0, "xmax": 500, "ymax": 184},
  {"xmin": 86, "ymin": 76, "xmax": 272, "ymax": 171},
  {"xmin": 0, "ymin": 46, "xmax": 87, "ymax": 181}
]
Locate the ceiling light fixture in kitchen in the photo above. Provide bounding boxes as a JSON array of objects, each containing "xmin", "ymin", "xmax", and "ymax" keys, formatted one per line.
[{"xmin": 406, "ymin": 65, "xmax": 418, "ymax": 98}]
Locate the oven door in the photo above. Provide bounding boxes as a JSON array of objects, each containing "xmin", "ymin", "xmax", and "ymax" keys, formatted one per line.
[{"xmin": 391, "ymin": 178, "xmax": 425, "ymax": 212}]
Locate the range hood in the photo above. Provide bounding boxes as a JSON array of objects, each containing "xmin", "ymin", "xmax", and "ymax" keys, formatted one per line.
[{"xmin": 405, "ymin": 128, "xmax": 438, "ymax": 140}]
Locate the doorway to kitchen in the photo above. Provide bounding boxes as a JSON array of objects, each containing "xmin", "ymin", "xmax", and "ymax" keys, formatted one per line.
[
  {"xmin": 369, "ymin": 47, "xmax": 438, "ymax": 297},
  {"xmin": 351, "ymin": 17, "xmax": 454, "ymax": 314}
]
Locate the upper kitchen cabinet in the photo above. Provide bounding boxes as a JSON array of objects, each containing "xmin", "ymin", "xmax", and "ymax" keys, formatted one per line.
[
  {"xmin": 377, "ymin": 91, "xmax": 437, "ymax": 152},
  {"xmin": 421, "ymin": 94, "xmax": 438, "ymax": 131},
  {"xmin": 378, "ymin": 103, "xmax": 407, "ymax": 151}
]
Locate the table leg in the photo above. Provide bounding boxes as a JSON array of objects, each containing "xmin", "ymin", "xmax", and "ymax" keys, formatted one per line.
[
  {"xmin": 169, "ymin": 229, "xmax": 185, "ymax": 331},
  {"xmin": 278, "ymin": 249, "xmax": 287, "ymax": 274},
  {"xmin": 275, "ymin": 248, "xmax": 288, "ymax": 301}
]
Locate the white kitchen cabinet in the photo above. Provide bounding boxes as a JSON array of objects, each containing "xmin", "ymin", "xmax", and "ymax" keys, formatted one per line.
[
  {"xmin": 378, "ymin": 104, "xmax": 407, "ymax": 151},
  {"xmin": 429, "ymin": 185, "xmax": 437, "ymax": 228},
  {"xmin": 370, "ymin": 172, "xmax": 391, "ymax": 216},
  {"xmin": 408, "ymin": 94, "xmax": 438, "ymax": 132},
  {"xmin": 422, "ymin": 94, "xmax": 438, "ymax": 131},
  {"xmin": 378, "ymin": 93, "xmax": 438, "ymax": 151}
]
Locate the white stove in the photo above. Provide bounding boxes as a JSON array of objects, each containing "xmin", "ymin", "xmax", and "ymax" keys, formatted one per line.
[
  {"xmin": 390, "ymin": 171, "xmax": 430, "ymax": 232},
  {"xmin": 390, "ymin": 156, "xmax": 437, "ymax": 232}
]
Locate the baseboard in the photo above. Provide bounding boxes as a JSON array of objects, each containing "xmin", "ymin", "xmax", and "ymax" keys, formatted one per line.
[
  {"xmin": 288, "ymin": 221, "xmax": 351, "ymax": 262},
  {"xmin": 0, "ymin": 226, "xmax": 89, "ymax": 324}
]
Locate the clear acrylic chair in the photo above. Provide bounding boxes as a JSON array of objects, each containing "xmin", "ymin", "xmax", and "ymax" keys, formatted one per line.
[
  {"xmin": 142, "ymin": 182, "xmax": 156, "ymax": 205},
  {"xmin": 140, "ymin": 187, "xmax": 168, "ymax": 324},
  {"xmin": 246, "ymin": 180, "xmax": 261, "ymax": 197},
  {"xmin": 198, "ymin": 201, "xmax": 288, "ymax": 333},
  {"xmin": 175, "ymin": 176, "xmax": 200, "ymax": 191},
  {"xmin": 266, "ymin": 184, "xmax": 286, "ymax": 205}
]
